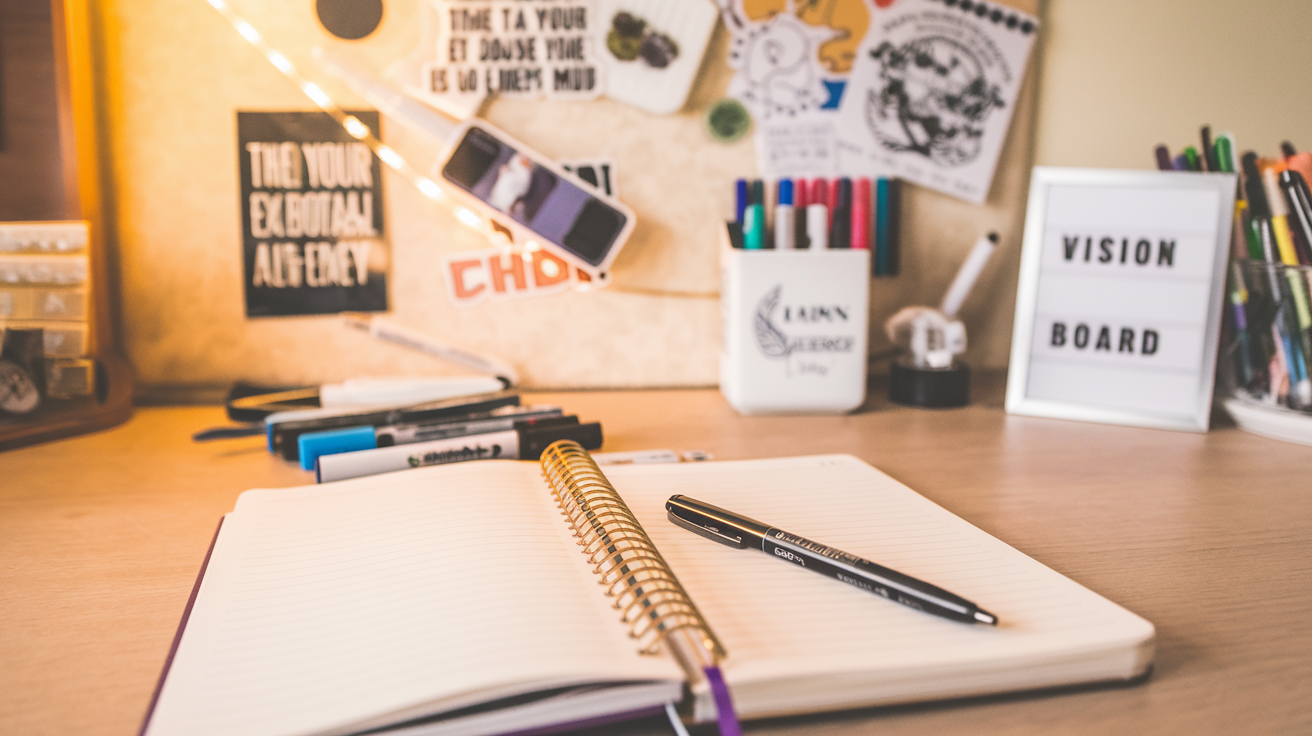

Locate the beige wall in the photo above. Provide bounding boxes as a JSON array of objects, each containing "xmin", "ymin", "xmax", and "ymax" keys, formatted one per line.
[{"xmin": 1033, "ymin": 0, "xmax": 1312, "ymax": 169}]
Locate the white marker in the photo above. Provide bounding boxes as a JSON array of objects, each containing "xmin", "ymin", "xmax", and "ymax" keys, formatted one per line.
[
  {"xmin": 344, "ymin": 315, "xmax": 520, "ymax": 386},
  {"xmin": 318, "ymin": 376, "xmax": 506, "ymax": 408},
  {"xmin": 590, "ymin": 449, "xmax": 714, "ymax": 465},
  {"xmin": 316, "ymin": 421, "xmax": 600, "ymax": 482},
  {"xmin": 806, "ymin": 204, "xmax": 829, "ymax": 250},
  {"xmin": 939, "ymin": 232, "xmax": 999, "ymax": 318},
  {"xmin": 592, "ymin": 449, "xmax": 681, "ymax": 465},
  {"xmin": 775, "ymin": 180, "xmax": 796, "ymax": 249}
]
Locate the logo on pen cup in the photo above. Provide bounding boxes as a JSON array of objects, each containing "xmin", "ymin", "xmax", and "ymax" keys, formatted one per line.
[{"xmin": 754, "ymin": 285, "xmax": 854, "ymax": 376}]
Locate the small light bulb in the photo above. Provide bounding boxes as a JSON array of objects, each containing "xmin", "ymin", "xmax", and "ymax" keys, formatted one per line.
[
  {"xmin": 456, "ymin": 208, "xmax": 483, "ymax": 229},
  {"xmin": 342, "ymin": 116, "xmax": 370, "ymax": 139},
  {"xmin": 416, "ymin": 178, "xmax": 444, "ymax": 200},
  {"xmin": 265, "ymin": 51, "xmax": 294, "ymax": 74},
  {"xmin": 301, "ymin": 82, "xmax": 333, "ymax": 110},
  {"xmin": 234, "ymin": 20, "xmax": 261, "ymax": 44},
  {"xmin": 375, "ymin": 145, "xmax": 404, "ymax": 170}
]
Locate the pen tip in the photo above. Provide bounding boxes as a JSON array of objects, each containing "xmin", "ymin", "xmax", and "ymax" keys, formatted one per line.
[{"xmin": 974, "ymin": 611, "xmax": 998, "ymax": 626}]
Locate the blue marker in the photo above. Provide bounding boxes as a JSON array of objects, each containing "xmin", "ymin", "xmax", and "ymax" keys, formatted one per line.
[{"xmin": 735, "ymin": 178, "xmax": 749, "ymax": 223}]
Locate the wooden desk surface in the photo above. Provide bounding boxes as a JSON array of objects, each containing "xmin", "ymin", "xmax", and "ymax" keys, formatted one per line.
[{"xmin": 3, "ymin": 378, "xmax": 1311, "ymax": 735}]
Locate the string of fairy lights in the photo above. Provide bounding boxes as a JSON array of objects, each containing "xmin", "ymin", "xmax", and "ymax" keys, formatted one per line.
[
  {"xmin": 203, "ymin": 1, "xmax": 486, "ymax": 225},
  {"xmin": 202, "ymin": 0, "xmax": 716, "ymax": 299}
]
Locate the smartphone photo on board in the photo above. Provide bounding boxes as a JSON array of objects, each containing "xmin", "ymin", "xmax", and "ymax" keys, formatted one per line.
[{"xmin": 439, "ymin": 123, "xmax": 633, "ymax": 274}]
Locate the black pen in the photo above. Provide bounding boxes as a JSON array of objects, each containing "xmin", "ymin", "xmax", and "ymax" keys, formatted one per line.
[
  {"xmin": 666, "ymin": 495, "xmax": 998, "ymax": 626},
  {"xmin": 1278, "ymin": 169, "xmax": 1312, "ymax": 264}
]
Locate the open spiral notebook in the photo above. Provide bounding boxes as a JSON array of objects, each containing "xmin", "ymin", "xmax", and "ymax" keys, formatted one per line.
[{"xmin": 140, "ymin": 449, "xmax": 1155, "ymax": 736}]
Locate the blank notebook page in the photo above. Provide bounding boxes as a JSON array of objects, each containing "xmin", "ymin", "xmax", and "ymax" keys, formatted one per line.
[
  {"xmin": 145, "ymin": 461, "xmax": 678, "ymax": 736},
  {"xmin": 605, "ymin": 455, "xmax": 1155, "ymax": 715}
]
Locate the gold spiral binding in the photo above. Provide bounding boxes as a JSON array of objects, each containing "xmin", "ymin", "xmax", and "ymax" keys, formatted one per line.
[{"xmin": 540, "ymin": 440, "xmax": 726, "ymax": 671}]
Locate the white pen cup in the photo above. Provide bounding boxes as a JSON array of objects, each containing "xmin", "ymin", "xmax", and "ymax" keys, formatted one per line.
[{"xmin": 720, "ymin": 224, "xmax": 870, "ymax": 414}]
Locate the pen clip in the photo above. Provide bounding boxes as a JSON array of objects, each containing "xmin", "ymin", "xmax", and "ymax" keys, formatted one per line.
[
  {"xmin": 667, "ymin": 510, "xmax": 747, "ymax": 548},
  {"xmin": 665, "ymin": 497, "xmax": 752, "ymax": 549}
]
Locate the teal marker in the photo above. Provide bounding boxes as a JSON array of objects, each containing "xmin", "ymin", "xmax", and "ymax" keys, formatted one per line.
[{"xmin": 743, "ymin": 204, "xmax": 765, "ymax": 249}]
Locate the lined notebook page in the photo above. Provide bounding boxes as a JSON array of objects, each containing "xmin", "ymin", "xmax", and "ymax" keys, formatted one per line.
[
  {"xmin": 604, "ymin": 455, "xmax": 1155, "ymax": 717},
  {"xmin": 145, "ymin": 462, "xmax": 679, "ymax": 736}
]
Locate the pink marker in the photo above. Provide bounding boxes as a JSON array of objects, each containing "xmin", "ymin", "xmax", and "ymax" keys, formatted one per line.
[
  {"xmin": 827, "ymin": 178, "xmax": 840, "ymax": 231},
  {"xmin": 852, "ymin": 178, "xmax": 871, "ymax": 250},
  {"xmin": 794, "ymin": 176, "xmax": 810, "ymax": 249}
]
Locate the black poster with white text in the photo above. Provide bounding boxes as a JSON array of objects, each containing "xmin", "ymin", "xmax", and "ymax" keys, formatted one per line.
[{"xmin": 238, "ymin": 111, "xmax": 388, "ymax": 317}]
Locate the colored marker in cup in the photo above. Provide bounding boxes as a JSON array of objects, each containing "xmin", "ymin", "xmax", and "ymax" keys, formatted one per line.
[
  {"xmin": 743, "ymin": 204, "xmax": 766, "ymax": 250},
  {"xmin": 775, "ymin": 179, "xmax": 796, "ymax": 250}
]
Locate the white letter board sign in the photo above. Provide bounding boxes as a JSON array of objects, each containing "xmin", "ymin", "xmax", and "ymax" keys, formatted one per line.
[{"xmin": 1006, "ymin": 167, "xmax": 1236, "ymax": 432}]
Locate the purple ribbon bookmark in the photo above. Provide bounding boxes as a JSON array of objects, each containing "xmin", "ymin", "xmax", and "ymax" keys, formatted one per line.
[{"xmin": 703, "ymin": 665, "xmax": 742, "ymax": 736}]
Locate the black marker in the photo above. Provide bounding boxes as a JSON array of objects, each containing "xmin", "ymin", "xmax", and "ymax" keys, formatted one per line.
[
  {"xmin": 666, "ymin": 495, "xmax": 998, "ymax": 626},
  {"xmin": 270, "ymin": 390, "xmax": 520, "ymax": 461},
  {"xmin": 1242, "ymin": 151, "xmax": 1278, "ymax": 263},
  {"xmin": 830, "ymin": 177, "xmax": 852, "ymax": 249},
  {"xmin": 1200, "ymin": 125, "xmax": 1217, "ymax": 172}
]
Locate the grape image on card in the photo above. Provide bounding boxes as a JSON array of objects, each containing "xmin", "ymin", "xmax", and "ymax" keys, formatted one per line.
[{"xmin": 863, "ymin": 36, "xmax": 1004, "ymax": 167}]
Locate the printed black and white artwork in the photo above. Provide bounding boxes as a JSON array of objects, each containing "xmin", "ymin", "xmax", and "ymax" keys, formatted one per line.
[{"xmin": 834, "ymin": 0, "xmax": 1037, "ymax": 203}]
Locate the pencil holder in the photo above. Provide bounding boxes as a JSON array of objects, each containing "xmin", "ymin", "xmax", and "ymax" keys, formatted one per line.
[
  {"xmin": 719, "ymin": 227, "xmax": 870, "ymax": 414},
  {"xmin": 1220, "ymin": 258, "xmax": 1312, "ymax": 444}
]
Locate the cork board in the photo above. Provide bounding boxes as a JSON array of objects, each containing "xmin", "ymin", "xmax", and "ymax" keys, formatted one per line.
[{"xmin": 93, "ymin": 0, "xmax": 1039, "ymax": 393}]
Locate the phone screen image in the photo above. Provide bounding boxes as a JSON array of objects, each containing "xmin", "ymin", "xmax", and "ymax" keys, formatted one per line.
[{"xmin": 441, "ymin": 126, "xmax": 628, "ymax": 267}]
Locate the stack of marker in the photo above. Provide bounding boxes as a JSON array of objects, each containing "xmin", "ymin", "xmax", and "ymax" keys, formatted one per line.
[
  {"xmin": 204, "ymin": 388, "xmax": 605, "ymax": 482},
  {"xmin": 730, "ymin": 177, "xmax": 901, "ymax": 276},
  {"xmin": 1160, "ymin": 128, "xmax": 1312, "ymax": 410}
]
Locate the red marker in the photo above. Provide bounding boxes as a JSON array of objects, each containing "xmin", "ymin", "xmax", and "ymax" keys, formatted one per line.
[
  {"xmin": 809, "ymin": 179, "xmax": 829, "ymax": 218},
  {"xmin": 852, "ymin": 178, "xmax": 871, "ymax": 250},
  {"xmin": 808, "ymin": 177, "xmax": 829, "ymax": 230}
]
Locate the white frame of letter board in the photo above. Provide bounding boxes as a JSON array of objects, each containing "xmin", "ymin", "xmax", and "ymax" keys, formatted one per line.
[{"xmin": 1005, "ymin": 167, "xmax": 1236, "ymax": 432}]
